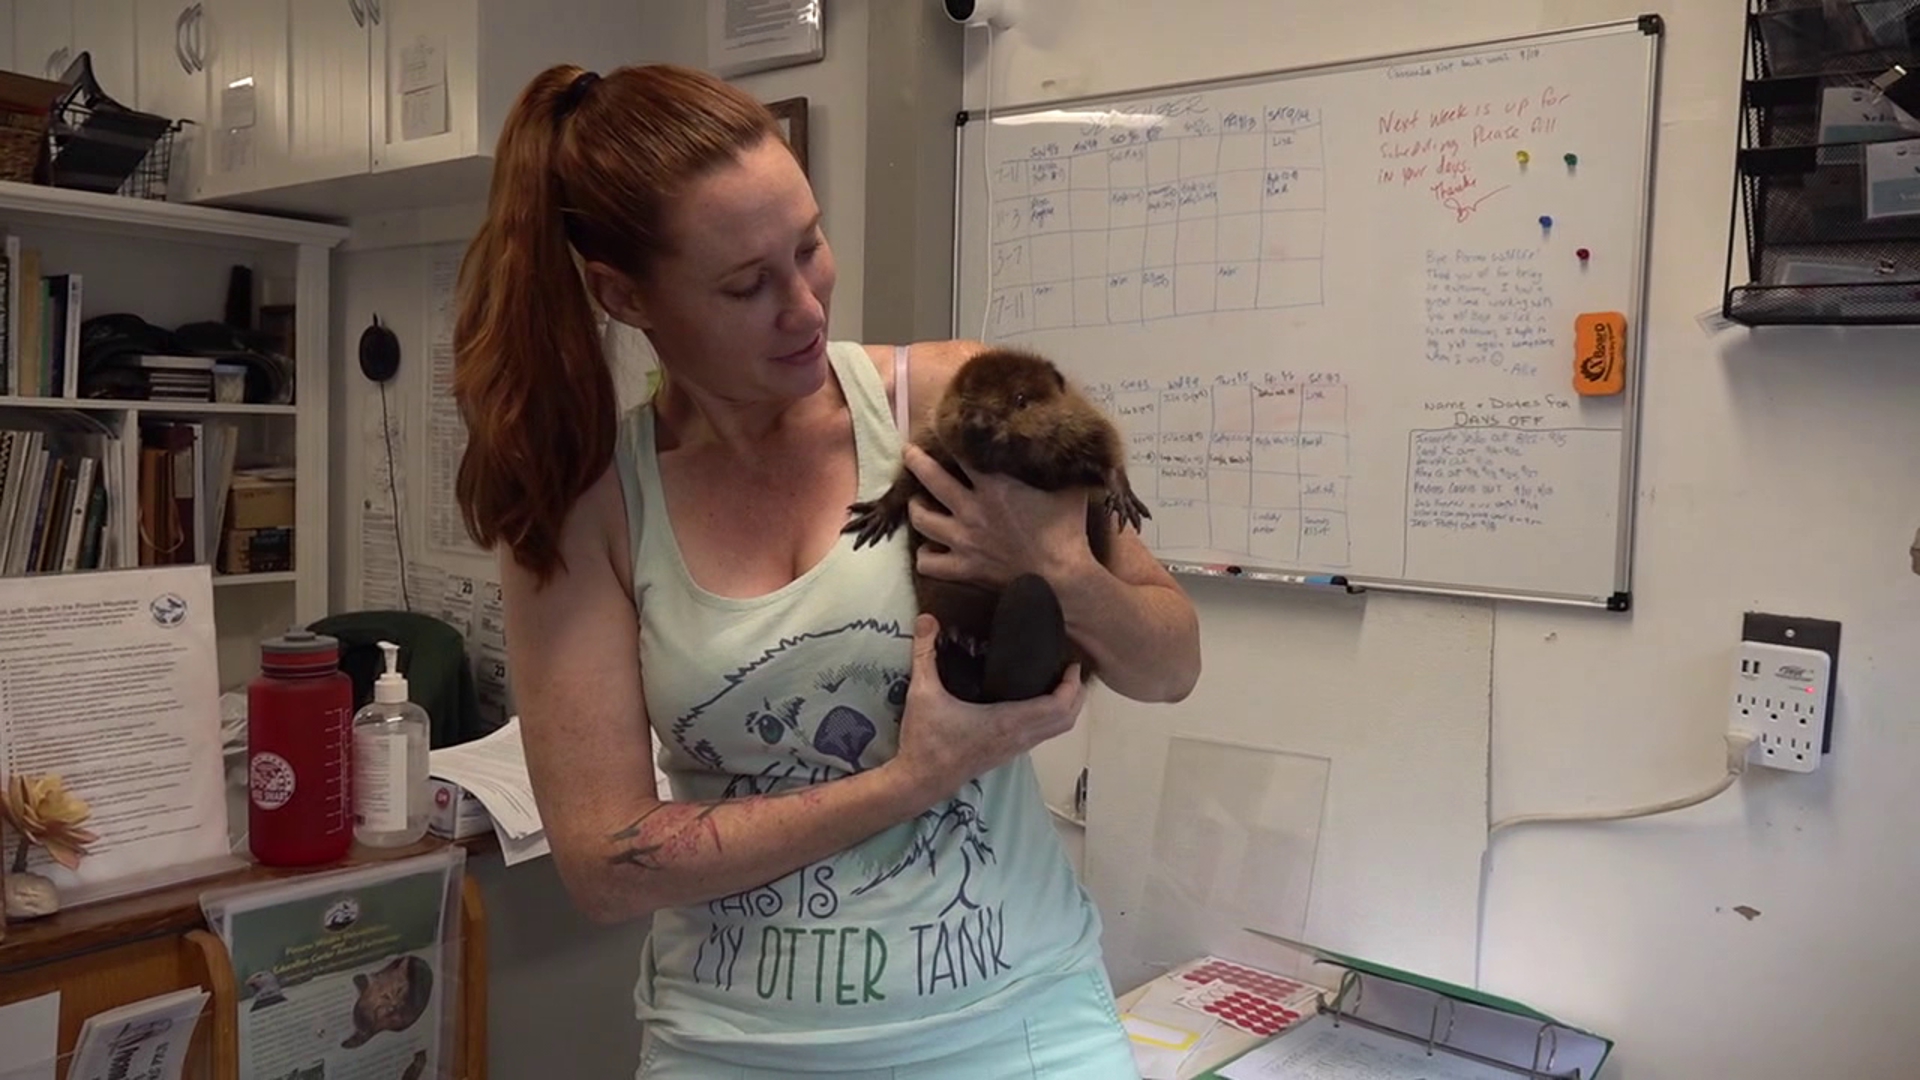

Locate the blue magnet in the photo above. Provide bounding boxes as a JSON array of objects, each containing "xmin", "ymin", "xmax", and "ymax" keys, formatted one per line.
[{"xmin": 1539, "ymin": 215, "xmax": 1554, "ymax": 229}]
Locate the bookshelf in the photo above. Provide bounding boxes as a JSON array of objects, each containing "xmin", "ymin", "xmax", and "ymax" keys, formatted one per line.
[{"xmin": 0, "ymin": 179, "xmax": 347, "ymax": 687}]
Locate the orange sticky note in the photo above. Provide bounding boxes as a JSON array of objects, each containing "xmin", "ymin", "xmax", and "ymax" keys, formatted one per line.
[{"xmin": 1574, "ymin": 311, "xmax": 1627, "ymax": 396}]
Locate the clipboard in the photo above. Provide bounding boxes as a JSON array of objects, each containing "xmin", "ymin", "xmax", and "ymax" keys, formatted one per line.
[{"xmin": 1199, "ymin": 930, "xmax": 1614, "ymax": 1079}]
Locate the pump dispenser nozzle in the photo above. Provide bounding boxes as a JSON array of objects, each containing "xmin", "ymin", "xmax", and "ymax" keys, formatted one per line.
[{"xmin": 373, "ymin": 640, "xmax": 408, "ymax": 705}]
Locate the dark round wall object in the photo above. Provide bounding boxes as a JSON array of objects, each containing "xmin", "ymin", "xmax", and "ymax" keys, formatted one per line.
[{"xmin": 358, "ymin": 316, "xmax": 401, "ymax": 383}]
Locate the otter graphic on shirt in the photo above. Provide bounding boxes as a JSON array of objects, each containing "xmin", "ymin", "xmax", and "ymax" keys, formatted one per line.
[{"xmin": 663, "ymin": 618, "xmax": 1013, "ymax": 1004}]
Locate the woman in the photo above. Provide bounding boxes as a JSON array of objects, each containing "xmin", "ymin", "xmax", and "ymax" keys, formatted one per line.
[{"xmin": 452, "ymin": 62, "xmax": 1201, "ymax": 1078}]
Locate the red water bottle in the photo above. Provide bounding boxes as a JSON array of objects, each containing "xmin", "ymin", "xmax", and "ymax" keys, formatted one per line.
[{"xmin": 247, "ymin": 629, "xmax": 355, "ymax": 867}]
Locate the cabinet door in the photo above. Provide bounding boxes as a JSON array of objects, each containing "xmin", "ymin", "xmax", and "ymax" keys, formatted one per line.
[
  {"xmin": 72, "ymin": 0, "xmax": 136, "ymax": 103},
  {"xmin": 15, "ymin": 0, "xmax": 71, "ymax": 80},
  {"xmin": 0, "ymin": 1, "xmax": 20, "ymax": 82},
  {"xmin": 285, "ymin": 0, "xmax": 370, "ymax": 183},
  {"xmin": 133, "ymin": 0, "xmax": 204, "ymax": 199},
  {"xmin": 194, "ymin": 0, "xmax": 289, "ymax": 199},
  {"xmin": 369, "ymin": 0, "xmax": 474, "ymax": 172}
]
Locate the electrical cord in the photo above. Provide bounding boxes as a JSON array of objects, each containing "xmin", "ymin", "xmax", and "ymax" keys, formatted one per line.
[
  {"xmin": 1488, "ymin": 731, "xmax": 1758, "ymax": 835},
  {"xmin": 379, "ymin": 379, "xmax": 411, "ymax": 611}
]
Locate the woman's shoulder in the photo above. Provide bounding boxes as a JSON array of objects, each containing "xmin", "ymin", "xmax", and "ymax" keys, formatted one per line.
[{"xmin": 855, "ymin": 338, "xmax": 989, "ymax": 426}]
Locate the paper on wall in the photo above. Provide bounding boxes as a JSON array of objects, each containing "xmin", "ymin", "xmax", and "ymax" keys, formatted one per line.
[
  {"xmin": 474, "ymin": 579, "xmax": 505, "ymax": 650},
  {"xmin": 400, "ymin": 35, "xmax": 450, "ymax": 141},
  {"xmin": 707, "ymin": 0, "xmax": 824, "ymax": 78},
  {"xmin": 403, "ymin": 83, "xmax": 449, "ymax": 142},
  {"xmin": 474, "ymin": 646, "xmax": 511, "ymax": 727},
  {"xmin": 400, "ymin": 34, "xmax": 446, "ymax": 94},
  {"xmin": 436, "ymin": 571, "xmax": 476, "ymax": 638},
  {"xmin": 424, "ymin": 246, "xmax": 480, "ymax": 557},
  {"xmin": 220, "ymin": 78, "xmax": 256, "ymax": 129}
]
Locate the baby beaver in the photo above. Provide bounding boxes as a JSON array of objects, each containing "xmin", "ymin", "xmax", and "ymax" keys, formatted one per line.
[{"xmin": 844, "ymin": 347, "xmax": 1149, "ymax": 704}]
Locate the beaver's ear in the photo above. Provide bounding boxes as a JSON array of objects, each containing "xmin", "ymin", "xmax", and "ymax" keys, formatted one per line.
[{"xmin": 1053, "ymin": 366, "xmax": 1066, "ymax": 390}]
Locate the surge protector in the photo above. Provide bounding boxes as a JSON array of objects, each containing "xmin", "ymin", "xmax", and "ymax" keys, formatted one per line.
[{"xmin": 1729, "ymin": 640, "xmax": 1832, "ymax": 773}]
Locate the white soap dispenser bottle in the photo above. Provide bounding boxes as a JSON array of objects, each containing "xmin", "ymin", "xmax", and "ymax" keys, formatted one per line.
[{"xmin": 352, "ymin": 640, "xmax": 431, "ymax": 847}]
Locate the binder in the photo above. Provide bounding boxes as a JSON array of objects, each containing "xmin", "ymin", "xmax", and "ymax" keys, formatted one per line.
[{"xmin": 1201, "ymin": 930, "xmax": 1614, "ymax": 1079}]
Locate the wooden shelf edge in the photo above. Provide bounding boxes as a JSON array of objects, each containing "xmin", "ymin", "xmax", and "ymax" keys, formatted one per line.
[
  {"xmin": 184, "ymin": 929, "xmax": 240, "ymax": 1080},
  {"xmin": 0, "ymin": 832, "xmax": 498, "ymax": 974}
]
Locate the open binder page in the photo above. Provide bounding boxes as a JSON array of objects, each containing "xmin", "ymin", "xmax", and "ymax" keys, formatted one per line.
[{"xmin": 1215, "ymin": 1013, "xmax": 1511, "ymax": 1080}]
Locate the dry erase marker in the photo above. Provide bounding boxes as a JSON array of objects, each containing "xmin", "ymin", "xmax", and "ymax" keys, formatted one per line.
[{"xmin": 1256, "ymin": 573, "xmax": 1342, "ymax": 586}]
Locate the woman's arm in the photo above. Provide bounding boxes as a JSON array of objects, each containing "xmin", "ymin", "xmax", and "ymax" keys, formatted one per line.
[
  {"xmin": 501, "ymin": 463, "xmax": 1088, "ymax": 923},
  {"xmin": 880, "ymin": 339, "xmax": 1202, "ymax": 704},
  {"xmin": 1033, "ymin": 522, "xmax": 1201, "ymax": 703}
]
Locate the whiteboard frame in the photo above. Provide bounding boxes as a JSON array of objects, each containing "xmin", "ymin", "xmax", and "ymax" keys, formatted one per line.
[{"xmin": 951, "ymin": 16, "xmax": 1665, "ymax": 612}]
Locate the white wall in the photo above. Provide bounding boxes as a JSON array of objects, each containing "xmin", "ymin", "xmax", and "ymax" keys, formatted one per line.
[
  {"xmin": 580, "ymin": 1, "xmax": 870, "ymax": 339},
  {"xmin": 967, "ymin": 2, "xmax": 1920, "ymax": 1078}
]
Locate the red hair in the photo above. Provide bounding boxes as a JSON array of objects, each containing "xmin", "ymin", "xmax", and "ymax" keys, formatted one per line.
[{"xmin": 452, "ymin": 63, "xmax": 784, "ymax": 584}]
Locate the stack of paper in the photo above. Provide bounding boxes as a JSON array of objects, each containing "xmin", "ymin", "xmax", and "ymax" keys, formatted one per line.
[{"xmin": 427, "ymin": 718, "xmax": 550, "ymax": 865}]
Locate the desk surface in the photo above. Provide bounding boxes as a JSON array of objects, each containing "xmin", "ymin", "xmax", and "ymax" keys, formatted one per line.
[{"xmin": 0, "ymin": 832, "xmax": 496, "ymax": 973}]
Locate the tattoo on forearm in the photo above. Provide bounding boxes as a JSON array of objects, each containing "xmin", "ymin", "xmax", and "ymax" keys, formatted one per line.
[{"xmin": 603, "ymin": 787, "xmax": 814, "ymax": 871}]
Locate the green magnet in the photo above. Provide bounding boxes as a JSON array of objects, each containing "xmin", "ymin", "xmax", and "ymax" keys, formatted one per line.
[{"xmin": 1564, "ymin": 153, "xmax": 1579, "ymax": 167}]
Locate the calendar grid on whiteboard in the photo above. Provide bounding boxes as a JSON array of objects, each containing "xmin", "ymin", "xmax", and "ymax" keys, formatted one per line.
[{"xmin": 953, "ymin": 17, "xmax": 1663, "ymax": 610}]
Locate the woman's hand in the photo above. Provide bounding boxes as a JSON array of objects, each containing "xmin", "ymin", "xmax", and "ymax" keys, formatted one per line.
[
  {"xmin": 886, "ymin": 613, "xmax": 1087, "ymax": 801},
  {"xmin": 901, "ymin": 443, "xmax": 1092, "ymax": 590}
]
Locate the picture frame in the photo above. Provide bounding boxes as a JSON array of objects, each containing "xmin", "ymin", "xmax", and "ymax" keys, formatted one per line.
[{"xmin": 768, "ymin": 96, "xmax": 809, "ymax": 177}]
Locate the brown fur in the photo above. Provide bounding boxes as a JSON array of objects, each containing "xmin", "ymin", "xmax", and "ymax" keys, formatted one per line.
[{"xmin": 845, "ymin": 347, "xmax": 1148, "ymax": 702}]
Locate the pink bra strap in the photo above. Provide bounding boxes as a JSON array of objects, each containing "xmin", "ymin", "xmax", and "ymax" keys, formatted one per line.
[{"xmin": 893, "ymin": 343, "xmax": 911, "ymax": 435}]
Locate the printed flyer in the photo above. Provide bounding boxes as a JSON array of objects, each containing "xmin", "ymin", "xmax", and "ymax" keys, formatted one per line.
[{"xmin": 203, "ymin": 848, "xmax": 463, "ymax": 1080}]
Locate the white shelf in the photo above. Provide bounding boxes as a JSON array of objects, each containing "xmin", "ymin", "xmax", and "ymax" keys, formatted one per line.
[
  {"xmin": 0, "ymin": 397, "xmax": 297, "ymax": 417},
  {"xmin": 213, "ymin": 571, "xmax": 297, "ymax": 588},
  {"xmin": 0, "ymin": 180, "xmax": 348, "ymax": 251},
  {"xmin": 0, "ymin": 178, "xmax": 344, "ymax": 680}
]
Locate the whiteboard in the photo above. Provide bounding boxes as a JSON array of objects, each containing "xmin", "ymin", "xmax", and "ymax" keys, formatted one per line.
[{"xmin": 953, "ymin": 18, "xmax": 1663, "ymax": 609}]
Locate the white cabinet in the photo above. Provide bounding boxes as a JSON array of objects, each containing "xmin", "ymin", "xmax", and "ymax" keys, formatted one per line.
[
  {"xmin": 133, "ymin": 0, "xmax": 204, "ymax": 200},
  {"xmin": 194, "ymin": 0, "xmax": 288, "ymax": 200},
  {"xmin": 15, "ymin": 0, "xmax": 136, "ymax": 101},
  {"xmin": 16, "ymin": 0, "xmax": 72, "ymax": 79},
  {"xmin": 73, "ymin": 0, "xmax": 136, "ymax": 100},
  {"xmin": 286, "ymin": 0, "xmax": 371, "ymax": 182},
  {"xmin": 0, "ymin": 3, "xmax": 14, "ymax": 76},
  {"xmin": 138, "ymin": 0, "xmax": 647, "ymax": 209}
]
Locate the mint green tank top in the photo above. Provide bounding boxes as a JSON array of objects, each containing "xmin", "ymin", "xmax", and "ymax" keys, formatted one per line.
[{"xmin": 612, "ymin": 341, "xmax": 1105, "ymax": 1071}]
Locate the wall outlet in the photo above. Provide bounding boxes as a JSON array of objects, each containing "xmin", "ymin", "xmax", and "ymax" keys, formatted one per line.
[
  {"xmin": 1743, "ymin": 611, "xmax": 1841, "ymax": 751},
  {"xmin": 1729, "ymin": 620, "xmax": 1837, "ymax": 774}
]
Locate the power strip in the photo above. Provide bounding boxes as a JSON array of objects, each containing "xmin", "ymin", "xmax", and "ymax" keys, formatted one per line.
[{"xmin": 1728, "ymin": 641, "xmax": 1833, "ymax": 773}]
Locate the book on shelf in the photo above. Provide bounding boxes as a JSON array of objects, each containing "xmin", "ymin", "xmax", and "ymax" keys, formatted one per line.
[
  {"xmin": 0, "ymin": 409, "xmax": 118, "ymax": 576},
  {"xmin": 0, "ymin": 233, "xmax": 83, "ymax": 399}
]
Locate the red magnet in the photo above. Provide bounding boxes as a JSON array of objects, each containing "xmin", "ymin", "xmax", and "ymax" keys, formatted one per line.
[{"xmin": 1576, "ymin": 248, "xmax": 1591, "ymax": 262}]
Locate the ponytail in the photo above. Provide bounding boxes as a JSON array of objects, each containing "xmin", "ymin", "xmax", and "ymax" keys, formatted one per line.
[
  {"xmin": 452, "ymin": 63, "xmax": 783, "ymax": 584},
  {"xmin": 453, "ymin": 66, "xmax": 612, "ymax": 584}
]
